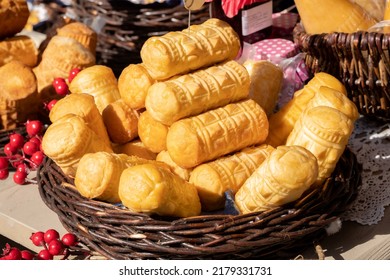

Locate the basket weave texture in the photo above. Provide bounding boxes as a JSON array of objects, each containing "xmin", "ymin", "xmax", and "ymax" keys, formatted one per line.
[
  {"xmin": 37, "ymin": 148, "xmax": 361, "ymax": 260},
  {"xmin": 293, "ymin": 23, "xmax": 390, "ymax": 121},
  {"xmin": 71, "ymin": 0, "xmax": 210, "ymax": 76}
]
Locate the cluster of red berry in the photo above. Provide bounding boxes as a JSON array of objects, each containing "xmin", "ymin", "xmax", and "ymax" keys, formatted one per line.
[
  {"xmin": 51, "ymin": 67, "xmax": 80, "ymax": 97},
  {"xmin": 1, "ymin": 229, "xmax": 81, "ymax": 260},
  {"xmin": 0, "ymin": 120, "xmax": 45, "ymax": 184},
  {"xmin": 45, "ymin": 67, "xmax": 80, "ymax": 111}
]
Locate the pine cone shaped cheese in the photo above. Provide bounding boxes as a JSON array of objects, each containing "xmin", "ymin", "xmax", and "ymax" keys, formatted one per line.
[{"xmin": 33, "ymin": 36, "xmax": 95, "ymax": 101}]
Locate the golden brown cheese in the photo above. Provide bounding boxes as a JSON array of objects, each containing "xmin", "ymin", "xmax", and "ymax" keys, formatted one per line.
[
  {"xmin": 235, "ymin": 145, "xmax": 318, "ymax": 214},
  {"xmin": 119, "ymin": 163, "xmax": 201, "ymax": 218},
  {"xmin": 166, "ymin": 99, "xmax": 269, "ymax": 168}
]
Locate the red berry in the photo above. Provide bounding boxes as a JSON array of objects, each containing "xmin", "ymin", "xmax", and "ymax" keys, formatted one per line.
[
  {"xmin": 0, "ymin": 169, "xmax": 9, "ymax": 180},
  {"xmin": 21, "ymin": 250, "xmax": 35, "ymax": 260},
  {"xmin": 3, "ymin": 143, "xmax": 17, "ymax": 156},
  {"xmin": 16, "ymin": 163, "xmax": 29, "ymax": 173},
  {"xmin": 48, "ymin": 239, "xmax": 64, "ymax": 256},
  {"xmin": 37, "ymin": 249, "xmax": 53, "ymax": 260},
  {"xmin": 13, "ymin": 170, "xmax": 27, "ymax": 185},
  {"xmin": 30, "ymin": 151, "xmax": 44, "ymax": 167},
  {"xmin": 26, "ymin": 120, "xmax": 43, "ymax": 137},
  {"xmin": 44, "ymin": 229, "xmax": 60, "ymax": 244},
  {"xmin": 9, "ymin": 133, "xmax": 24, "ymax": 149},
  {"xmin": 46, "ymin": 99, "xmax": 58, "ymax": 111},
  {"xmin": 29, "ymin": 137, "xmax": 41, "ymax": 147},
  {"xmin": 52, "ymin": 77, "xmax": 66, "ymax": 87},
  {"xmin": 29, "ymin": 136, "xmax": 42, "ymax": 151},
  {"xmin": 4, "ymin": 248, "xmax": 22, "ymax": 260},
  {"xmin": 0, "ymin": 157, "xmax": 8, "ymax": 170},
  {"xmin": 61, "ymin": 233, "xmax": 77, "ymax": 247},
  {"xmin": 68, "ymin": 68, "xmax": 81, "ymax": 83},
  {"xmin": 23, "ymin": 141, "xmax": 39, "ymax": 156},
  {"xmin": 30, "ymin": 231, "xmax": 45, "ymax": 246},
  {"xmin": 54, "ymin": 82, "xmax": 69, "ymax": 96}
]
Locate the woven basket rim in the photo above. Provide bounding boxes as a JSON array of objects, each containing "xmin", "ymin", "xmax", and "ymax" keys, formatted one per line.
[
  {"xmin": 293, "ymin": 23, "xmax": 390, "ymax": 121},
  {"xmin": 36, "ymin": 147, "xmax": 361, "ymax": 260}
]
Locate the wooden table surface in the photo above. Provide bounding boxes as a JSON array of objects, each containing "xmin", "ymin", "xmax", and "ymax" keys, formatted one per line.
[{"xmin": 0, "ymin": 171, "xmax": 68, "ymax": 253}]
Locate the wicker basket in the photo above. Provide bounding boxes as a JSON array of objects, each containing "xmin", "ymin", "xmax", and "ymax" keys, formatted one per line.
[
  {"xmin": 71, "ymin": 0, "xmax": 211, "ymax": 76},
  {"xmin": 293, "ymin": 23, "xmax": 390, "ymax": 121},
  {"xmin": 37, "ymin": 148, "xmax": 361, "ymax": 260}
]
